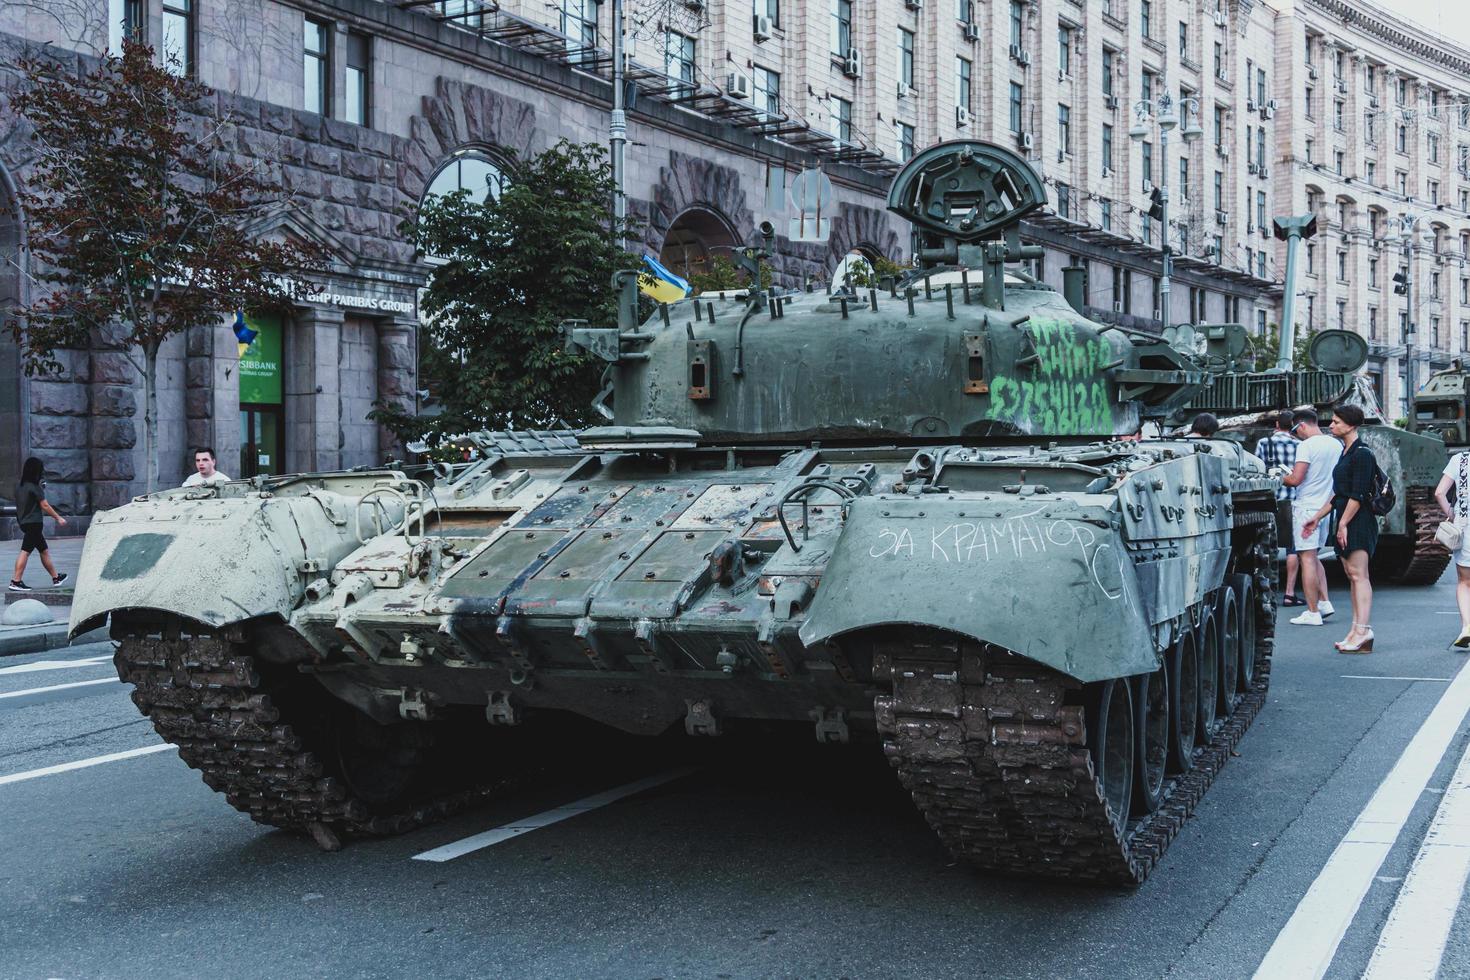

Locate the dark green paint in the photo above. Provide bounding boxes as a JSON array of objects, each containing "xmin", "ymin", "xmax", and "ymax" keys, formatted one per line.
[{"xmin": 100, "ymin": 532, "xmax": 175, "ymax": 580}]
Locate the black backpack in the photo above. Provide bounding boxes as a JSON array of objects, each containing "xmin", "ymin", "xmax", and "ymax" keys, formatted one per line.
[{"xmin": 1369, "ymin": 457, "xmax": 1395, "ymax": 517}]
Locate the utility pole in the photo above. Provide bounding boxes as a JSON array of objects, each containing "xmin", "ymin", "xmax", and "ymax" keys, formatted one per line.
[
  {"xmin": 609, "ymin": 0, "xmax": 627, "ymax": 247},
  {"xmin": 1396, "ymin": 213, "xmax": 1419, "ymax": 423},
  {"xmin": 1271, "ymin": 215, "xmax": 1320, "ymax": 373},
  {"xmin": 1130, "ymin": 87, "xmax": 1202, "ymax": 335}
]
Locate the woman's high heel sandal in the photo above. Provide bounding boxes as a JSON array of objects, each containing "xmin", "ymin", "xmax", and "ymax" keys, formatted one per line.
[{"xmin": 1335, "ymin": 624, "xmax": 1375, "ymax": 654}]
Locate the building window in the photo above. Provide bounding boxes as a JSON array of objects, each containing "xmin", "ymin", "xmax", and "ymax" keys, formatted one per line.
[
  {"xmin": 1101, "ymin": 199, "xmax": 1113, "ymax": 231},
  {"xmin": 754, "ymin": 66, "xmax": 781, "ymax": 117},
  {"xmin": 1214, "ymin": 41, "xmax": 1223, "ymax": 80},
  {"xmin": 956, "ymin": 57, "xmax": 972, "ymax": 112},
  {"xmin": 1213, "ymin": 170, "xmax": 1223, "ymax": 210},
  {"xmin": 1307, "ymin": 242, "xmax": 1316, "ymax": 275},
  {"xmin": 664, "ymin": 30, "xmax": 696, "ymax": 91},
  {"xmin": 1152, "ymin": 277, "xmax": 1161, "ymax": 320},
  {"xmin": 161, "ymin": 0, "xmax": 193, "ymax": 76},
  {"xmin": 1102, "ymin": 48, "xmax": 1115, "ymax": 97},
  {"xmin": 1305, "ymin": 138, "xmax": 1314, "ymax": 163},
  {"xmin": 1010, "ymin": 1, "xmax": 1024, "ymax": 47},
  {"xmin": 1057, "ymin": 103, "xmax": 1071, "ymax": 154},
  {"xmin": 1461, "ymin": 320, "xmax": 1469, "ymax": 351},
  {"xmin": 1142, "ymin": 140, "xmax": 1153, "ymax": 186},
  {"xmin": 1178, "ymin": 21, "xmax": 1188, "ymax": 58},
  {"xmin": 1009, "ymin": 82, "xmax": 1024, "ymax": 134},
  {"xmin": 343, "ymin": 32, "xmax": 370, "ymax": 126},
  {"xmin": 1333, "ymin": 100, "xmax": 1343, "ymax": 131},
  {"xmin": 1256, "ymin": 68, "xmax": 1266, "ymax": 108},
  {"xmin": 1397, "ymin": 124, "xmax": 1408, "ymax": 153},
  {"xmin": 1058, "ymin": 24, "xmax": 1072, "ymax": 75},
  {"xmin": 1430, "ymin": 133, "xmax": 1440, "ymax": 164},
  {"xmin": 1432, "ymin": 271, "xmax": 1442, "ymax": 299},
  {"xmin": 1305, "ymin": 86, "xmax": 1314, "ymax": 119},
  {"xmin": 304, "ymin": 18, "xmax": 331, "ymax": 116},
  {"xmin": 897, "ymin": 122, "xmax": 916, "ymax": 162},
  {"xmin": 1433, "ymin": 316, "xmax": 1442, "ymax": 348},
  {"xmin": 561, "ymin": 0, "xmax": 598, "ymax": 62},
  {"xmin": 1057, "ymin": 182, "xmax": 1071, "ymax": 220},
  {"xmin": 832, "ymin": 97, "xmax": 853, "ymax": 143},
  {"xmin": 899, "ymin": 29, "xmax": 915, "ymax": 90},
  {"xmin": 1369, "ymin": 306, "xmax": 1379, "ymax": 340},
  {"xmin": 1141, "ymin": 0, "xmax": 1152, "ymax": 39},
  {"xmin": 423, "ymin": 150, "xmax": 507, "ymax": 206},
  {"xmin": 831, "ymin": 0, "xmax": 852, "ymax": 54},
  {"xmin": 1462, "ymin": 277, "xmax": 1469, "ymax": 304},
  {"xmin": 108, "ymin": 0, "xmax": 145, "ymax": 51},
  {"xmin": 1370, "ymin": 257, "xmax": 1379, "ymax": 288},
  {"xmin": 1122, "ymin": 268, "xmax": 1132, "ymax": 313},
  {"xmin": 1213, "ymin": 105, "xmax": 1225, "ymax": 147},
  {"xmin": 1367, "ymin": 160, "xmax": 1376, "ymax": 185},
  {"xmin": 1337, "ymin": 250, "xmax": 1348, "ymax": 282},
  {"xmin": 1257, "ymin": 250, "xmax": 1267, "ymax": 278},
  {"xmin": 1179, "ymin": 156, "xmax": 1189, "ymax": 198},
  {"xmin": 1334, "ymin": 150, "xmax": 1344, "ymax": 175},
  {"xmin": 1337, "ymin": 300, "xmax": 1347, "ymax": 330},
  {"xmin": 1397, "ymin": 170, "xmax": 1408, "ymax": 195},
  {"xmin": 1102, "ymin": 124, "xmax": 1114, "ymax": 171},
  {"xmin": 1213, "ymin": 235, "xmax": 1224, "ymax": 263},
  {"xmin": 1141, "ymin": 70, "xmax": 1153, "ymax": 103},
  {"xmin": 1397, "ymin": 78, "xmax": 1407, "ymax": 105},
  {"xmin": 759, "ymin": 0, "xmax": 781, "ymax": 27},
  {"xmin": 1430, "ymin": 180, "xmax": 1440, "ymax": 204},
  {"xmin": 1256, "ymin": 190, "xmax": 1266, "ymax": 231}
]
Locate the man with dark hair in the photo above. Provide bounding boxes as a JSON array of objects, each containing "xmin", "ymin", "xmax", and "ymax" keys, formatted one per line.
[
  {"xmin": 1281, "ymin": 407, "xmax": 1341, "ymax": 625},
  {"xmin": 1188, "ymin": 412, "xmax": 1220, "ymax": 438},
  {"xmin": 1256, "ymin": 411, "xmax": 1302, "ymax": 605},
  {"xmin": 183, "ymin": 447, "xmax": 230, "ymax": 487}
]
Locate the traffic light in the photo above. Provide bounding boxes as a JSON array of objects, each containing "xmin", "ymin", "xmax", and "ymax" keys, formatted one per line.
[
  {"xmin": 1392, "ymin": 269, "xmax": 1409, "ymax": 295},
  {"xmin": 1147, "ymin": 186, "xmax": 1165, "ymax": 222}
]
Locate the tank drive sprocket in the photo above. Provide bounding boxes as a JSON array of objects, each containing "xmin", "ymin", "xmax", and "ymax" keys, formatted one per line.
[{"xmin": 1372, "ymin": 486, "xmax": 1452, "ymax": 585}]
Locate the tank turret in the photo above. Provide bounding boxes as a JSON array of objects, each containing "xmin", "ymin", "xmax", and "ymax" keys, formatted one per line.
[{"xmin": 568, "ymin": 141, "xmax": 1205, "ymax": 448}]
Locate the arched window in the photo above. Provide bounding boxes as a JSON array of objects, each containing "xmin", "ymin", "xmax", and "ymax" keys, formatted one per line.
[{"xmin": 422, "ymin": 149, "xmax": 507, "ymax": 207}]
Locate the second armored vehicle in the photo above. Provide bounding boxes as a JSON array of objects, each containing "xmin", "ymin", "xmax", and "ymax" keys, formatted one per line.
[{"xmin": 74, "ymin": 141, "xmax": 1277, "ymax": 884}]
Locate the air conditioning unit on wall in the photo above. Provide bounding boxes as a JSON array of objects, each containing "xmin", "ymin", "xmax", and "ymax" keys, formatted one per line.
[
  {"xmin": 753, "ymin": 14, "xmax": 774, "ymax": 41},
  {"xmin": 1019, "ymin": 131, "xmax": 1034, "ymax": 150},
  {"xmin": 842, "ymin": 48, "xmax": 863, "ymax": 77},
  {"xmin": 727, "ymin": 73, "xmax": 751, "ymax": 100},
  {"xmin": 956, "ymin": 106, "xmax": 972, "ymax": 127}
]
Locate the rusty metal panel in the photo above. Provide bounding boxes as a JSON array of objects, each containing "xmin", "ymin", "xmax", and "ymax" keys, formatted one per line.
[
  {"xmin": 671, "ymin": 483, "xmax": 775, "ymax": 529},
  {"xmin": 593, "ymin": 484, "xmax": 696, "ymax": 528},
  {"xmin": 617, "ymin": 530, "xmax": 726, "ymax": 582}
]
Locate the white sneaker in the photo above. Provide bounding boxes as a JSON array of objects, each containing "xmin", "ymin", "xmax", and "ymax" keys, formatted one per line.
[
  {"xmin": 1291, "ymin": 610, "xmax": 1324, "ymax": 626},
  {"xmin": 1319, "ymin": 600, "xmax": 1336, "ymax": 618}
]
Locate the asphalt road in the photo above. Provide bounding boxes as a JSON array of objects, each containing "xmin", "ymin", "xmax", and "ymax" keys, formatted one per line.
[{"xmin": 4, "ymin": 576, "xmax": 1470, "ymax": 979}]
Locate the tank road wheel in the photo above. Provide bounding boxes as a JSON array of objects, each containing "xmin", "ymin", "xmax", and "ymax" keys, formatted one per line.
[
  {"xmin": 1133, "ymin": 667, "xmax": 1169, "ymax": 815},
  {"xmin": 1214, "ymin": 587, "xmax": 1240, "ymax": 718},
  {"xmin": 1232, "ymin": 573, "xmax": 1259, "ymax": 691},
  {"xmin": 1196, "ymin": 606, "xmax": 1220, "ymax": 741},
  {"xmin": 1087, "ymin": 679, "xmax": 1136, "ymax": 837},
  {"xmin": 1167, "ymin": 628, "xmax": 1199, "ymax": 773}
]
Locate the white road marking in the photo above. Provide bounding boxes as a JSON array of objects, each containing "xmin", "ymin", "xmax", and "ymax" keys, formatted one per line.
[
  {"xmin": 0, "ymin": 654, "xmax": 111, "ymax": 676},
  {"xmin": 0, "ymin": 744, "xmax": 173, "ymax": 787},
  {"xmin": 0, "ymin": 678, "xmax": 117, "ymax": 700},
  {"xmin": 1341, "ymin": 676, "xmax": 1454, "ymax": 683},
  {"xmin": 1362, "ymin": 737, "xmax": 1470, "ymax": 980},
  {"xmin": 1253, "ymin": 658, "xmax": 1470, "ymax": 980},
  {"xmin": 411, "ymin": 767, "xmax": 698, "ymax": 863}
]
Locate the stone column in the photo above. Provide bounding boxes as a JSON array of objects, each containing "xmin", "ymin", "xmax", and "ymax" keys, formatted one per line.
[
  {"xmin": 284, "ymin": 306, "xmax": 344, "ymax": 473},
  {"xmin": 183, "ymin": 315, "xmax": 242, "ymax": 483},
  {"xmin": 376, "ymin": 316, "xmax": 417, "ymax": 463}
]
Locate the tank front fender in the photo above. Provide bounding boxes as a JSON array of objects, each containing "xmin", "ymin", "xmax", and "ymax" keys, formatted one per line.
[
  {"xmin": 69, "ymin": 491, "xmax": 369, "ymax": 636},
  {"xmin": 797, "ymin": 495, "xmax": 1156, "ymax": 683}
]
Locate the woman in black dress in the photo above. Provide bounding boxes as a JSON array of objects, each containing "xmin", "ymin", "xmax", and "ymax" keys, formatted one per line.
[{"xmin": 1302, "ymin": 404, "xmax": 1377, "ymax": 652}]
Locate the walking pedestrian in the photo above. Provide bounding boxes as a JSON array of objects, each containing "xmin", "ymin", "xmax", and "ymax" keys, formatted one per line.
[
  {"xmin": 8, "ymin": 457, "xmax": 69, "ymax": 592},
  {"xmin": 1256, "ymin": 411, "xmax": 1303, "ymax": 606},
  {"xmin": 1280, "ymin": 408, "xmax": 1341, "ymax": 626},
  {"xmin": 1435, "ymin": 440, "xmax": 1470, "ymax": 648},
  {"xmin": 1300, "ymin": 405, "xmax": 1377, "ymax": 652}
]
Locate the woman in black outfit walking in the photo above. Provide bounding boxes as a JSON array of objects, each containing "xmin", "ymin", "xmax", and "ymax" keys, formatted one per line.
[{"xmin": 1301, "ymin": 404, "xmax": 1377, "ymax": 652}]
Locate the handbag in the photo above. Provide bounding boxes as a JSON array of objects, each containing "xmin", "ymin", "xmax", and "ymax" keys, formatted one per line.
[{"xmin": 1437, "ymin": 520, "xmax": 1463, "ymax": 550}]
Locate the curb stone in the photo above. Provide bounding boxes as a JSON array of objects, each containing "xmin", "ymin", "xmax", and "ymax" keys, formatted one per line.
[{"xmin": 0, "ymin": 623, "xmax": 110, "ymax": 658}]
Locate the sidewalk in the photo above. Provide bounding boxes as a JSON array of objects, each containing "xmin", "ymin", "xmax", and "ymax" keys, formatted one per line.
[{"xmin": 1, "ymin": 532, "xmax": 106, "ymax": 656}]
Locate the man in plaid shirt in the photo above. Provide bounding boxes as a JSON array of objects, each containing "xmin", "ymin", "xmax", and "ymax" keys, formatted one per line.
[{"xmin": 1256, "ymin": 410, "xmax": 1302, "ymax": 605}]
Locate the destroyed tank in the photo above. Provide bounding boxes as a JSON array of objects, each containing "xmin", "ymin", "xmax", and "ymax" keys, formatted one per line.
[
  {"xmin": 1183, "ymin": 328, "xmax": 1450, "ymax": 584},
  {"xmin": 73, "ymin": 141, "xmax": 1279, "ymax": 885}
]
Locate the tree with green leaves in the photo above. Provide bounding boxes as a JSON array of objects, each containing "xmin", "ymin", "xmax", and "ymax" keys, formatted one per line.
[
  {"xmin": 688, "ymin": 253, "xmax": 771, "ymax": 295},
  {"xmin": 8, "ymin": 39, "xmax": 320, "ymax": 492},
  {"xmin": 381, "ymin": 141, "xmax": 638, "ymax": 443}
]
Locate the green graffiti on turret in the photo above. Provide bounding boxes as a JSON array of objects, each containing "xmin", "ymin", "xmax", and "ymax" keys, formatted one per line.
[{"xmin": 986, "ymin": 318, "xmax": 1118, "ymax": 435}]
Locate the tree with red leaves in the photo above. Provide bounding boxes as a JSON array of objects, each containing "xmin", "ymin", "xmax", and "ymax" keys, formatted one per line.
[{"xmin": 7, "ymin": 40, "xmax": 321, "ymax": 492}]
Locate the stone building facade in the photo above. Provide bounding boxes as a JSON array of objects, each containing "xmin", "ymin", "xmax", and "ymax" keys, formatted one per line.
[
  {"xmin": 1269, "ymin": 0, "xmax": 1470, "ymax": 418},
  {"xmin": 2, "ymin": 0, "xmax": 1462, "ymax": 524}
]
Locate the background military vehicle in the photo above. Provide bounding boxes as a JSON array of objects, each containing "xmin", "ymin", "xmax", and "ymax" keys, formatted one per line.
[
  {"xmin": 1183, "ymin": 326, "xmax": 1450, "ymax": 585},
  {"xmin": 74, "ymin": 141, "xmax": 1277, "ymax": 885},
  {"xmin": 1415, "ymin": 362, "xmax": 1470, "ymax": 449}
]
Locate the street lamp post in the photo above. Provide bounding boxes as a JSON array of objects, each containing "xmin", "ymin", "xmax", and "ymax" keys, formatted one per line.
[
  {"xmin": 1396, "ymin": 213, "xmax": 1419, "ymax": 423},
  {"xmin": 1130, "ymin": 88, "xmax": 1203, "ymax": 335},
  {"xmin": 609, "ymin": 0, "xmax": 627, "ymax": 246}
]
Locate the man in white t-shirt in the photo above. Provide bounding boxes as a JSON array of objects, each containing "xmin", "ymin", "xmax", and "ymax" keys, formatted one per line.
[
  {"xmin": 182, "ymin": 447, "xmax": 231, "ymax": 488},
  {"xmin": 1280, "ymin": 408, "xmax": 1341, "ymax": 626}
]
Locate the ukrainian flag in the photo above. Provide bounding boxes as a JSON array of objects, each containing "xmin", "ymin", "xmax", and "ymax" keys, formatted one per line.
[
  {"xmin": 233, "ymin": 310, "xmax": 258, "ymax": 358},
  {"xmin": 638, "ymin": 255, "xmax": 690, "ymax": 304}
]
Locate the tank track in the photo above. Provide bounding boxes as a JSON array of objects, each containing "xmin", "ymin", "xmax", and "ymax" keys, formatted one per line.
[
  {"xmin": 875, "ymin": 518, "xmax": 1276, "ymax": 885},
  {"xmin": 1390, "ymin": 486, "xmax": 1452, "ymax": 586},
  {"xmin": 114, "ymin": 632, "xmax": 495, "ymax": 846}
]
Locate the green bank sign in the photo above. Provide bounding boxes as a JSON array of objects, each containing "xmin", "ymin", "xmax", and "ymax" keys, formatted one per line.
[{"xmin": 239, "ymin": 313, "xmax": 282, "ymax": 404}]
